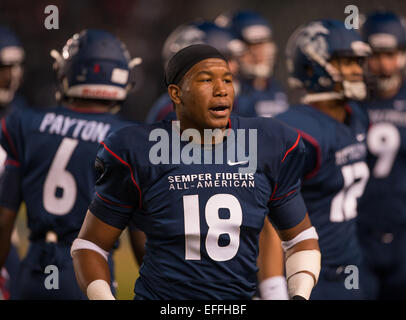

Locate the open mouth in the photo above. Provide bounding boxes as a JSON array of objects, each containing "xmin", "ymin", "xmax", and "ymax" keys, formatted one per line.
[
  {"xmin": 210, "ymin": 105, "xmax": 230, "ymax": 111},
  {"xmin": 208, "ymin": 105, "xmax": 230, "ymax": 117}
]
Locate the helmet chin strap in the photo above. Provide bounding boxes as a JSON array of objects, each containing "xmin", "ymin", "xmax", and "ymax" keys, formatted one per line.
[
  {"xmin": 342, "ymin": 80, "xmax": 367, "ymax": 100},
  {"xmin": 301, "ymin": 92, "xmax": 344, "ymax": 104},
  {"xmin": 302, "ymin": 81, "xmax": 367, "ymax": 104}
]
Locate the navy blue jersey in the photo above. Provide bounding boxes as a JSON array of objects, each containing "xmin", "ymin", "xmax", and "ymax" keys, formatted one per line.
[
  {"xmin": 234, "ymin": 79, "xmax": 289, "ymax": 118},
  {"xmin": 277, "ymin": 104, "xmax": 369, "ymax": 267},
  {"xmin": 89, "ymin": 115, "xmax": 308, "ymax": 299},
  {"xmin": 358, "ymin": 82, "xmax": 406, "ymax": 230},
  {"xmin": 0, "ymin": 104, "xmax": 132, "ymax": 243}
]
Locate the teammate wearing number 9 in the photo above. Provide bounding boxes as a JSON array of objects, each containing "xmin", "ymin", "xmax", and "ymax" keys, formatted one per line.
[
  {"xmin": 358, "ymin": 11, "xmax": 406, "ymax": 299},
  {"xmin": 0, "ymin": 30, "xmax": 141, "ymax": 299},
  {"xmin": 274, "ymin": 20, "xmax": 373, "ymax": 299},
  {"xmin": 71, "ymin": 44, "xmax": 321, "ymax": 300}
]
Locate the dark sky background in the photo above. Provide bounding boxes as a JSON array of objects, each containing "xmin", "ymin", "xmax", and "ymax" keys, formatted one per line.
[{"xmin": 1, "ymin": 0, "xmax": 406, "ymax": 121}]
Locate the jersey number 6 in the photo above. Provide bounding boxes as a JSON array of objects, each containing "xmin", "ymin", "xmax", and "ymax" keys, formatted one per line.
[
  {"xmin": 43, "ymin": 138, "xmax": 78, "ymax": 215},
  {"xmin": 183, "ymin": 194, "xmax": 242, "ymax": 262}
]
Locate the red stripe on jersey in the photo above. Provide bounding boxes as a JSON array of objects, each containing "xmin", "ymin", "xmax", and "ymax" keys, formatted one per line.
[
  {"xmin": 269, "ymin": 183, "xmax": 278, "ymax": 201},
  {"xmin": 1, "ymin": 118, "xmax": 19, "ymax": 160},
  {"xmin": 270, "ymin": 189, "xmax": 297, "ymax": 201},
  {"xmin": 96, "ymin": 192, "xmax": 134, "ymax": 209},
  {"xmin": 282, "ymin": 132, "xmax": 300, "ymax": 162},
  {"xmin": 100, "ymin": 141, "xmax": 142, "ymax": 208},
  {"xmin": 5, "ymin": 159, "xmax": 20, "ymax": 167},
  {"xmin": 298, "ymin": 130, "xmax": 322, "ymax": 180}
]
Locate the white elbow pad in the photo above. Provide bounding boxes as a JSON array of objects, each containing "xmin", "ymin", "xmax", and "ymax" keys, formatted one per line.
[
  {"xmin": 87, "ymin": 279, "xmax": 115, "ymax": 300},
  {"xmin": 285, "ymin": 249, "xmax": 321, "ymax": 300},
  {"xmin": 70, "ymin": 238, "xmax": 109, "ymax": 261}
]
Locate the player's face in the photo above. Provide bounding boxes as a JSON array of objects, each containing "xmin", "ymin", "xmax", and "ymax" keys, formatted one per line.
[
  {"xmin": 176, "ymin": 58, "xmax": 234, "ymax": 131},
  {"xmin": 0, "ymin": 66, "xmax": 12, "ymax": 89},
  {"xmin": 239, "ymin": 40, "xmax": 275, "ymax": 78},
  {"xmin": 368, "ymin": 50, "xmax": 403, "ymax": 77},
  {"xmin": 330, "ymin": 56, "xmax": 364, "ymax": 81}
]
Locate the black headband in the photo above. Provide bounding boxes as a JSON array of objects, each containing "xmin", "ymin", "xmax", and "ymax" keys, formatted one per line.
[{"xmin": 164, "ymin": 44, "xmax": 227, "ymax": 87}]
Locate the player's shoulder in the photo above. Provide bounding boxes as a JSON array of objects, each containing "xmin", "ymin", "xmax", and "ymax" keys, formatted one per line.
[
  {"xmin": 276, "ymin": 104, "xmax": 331, "ymax": 143},
  {"xmin": 235, "ymin": 115, "xmax": 301, "ymax": 153},
  {"xmin": 103, "ymin": 120, "xmax": 169, "ymax": 154}
]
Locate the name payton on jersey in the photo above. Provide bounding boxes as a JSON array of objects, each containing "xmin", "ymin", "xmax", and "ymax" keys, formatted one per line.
[{"xmin": 39, "ymin": 112, "xmax": 111, "ymax": 143}]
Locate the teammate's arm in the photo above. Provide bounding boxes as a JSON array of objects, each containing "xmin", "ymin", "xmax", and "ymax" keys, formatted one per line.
[
  {"xmin": 71, "ymin": 210, "xmax": 122, "ymax": 300},
  {"xmin": 0, "ymin": 207, "xmax": 17, "ymax": 268}
]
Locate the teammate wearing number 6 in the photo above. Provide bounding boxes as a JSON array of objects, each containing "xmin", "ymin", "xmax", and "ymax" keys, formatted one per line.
[
  {"xmin": 272, "ymin": 20, "xmax": 373, "ymax": 299},
  {"xmin": 358, "ymin": 11, "xmax": 406, "ymax": 299},
  {"xmin": 71, "ymin": 44, "xmax": 321, "ymax": 300},
  {"xmin": 0, "ymin": 30, "xmax": 143, "ymax": 299}
]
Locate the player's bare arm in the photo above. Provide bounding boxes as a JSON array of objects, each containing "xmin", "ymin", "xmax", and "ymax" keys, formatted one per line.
[
  {"xmin": 257, "ymin": 219, "xmax": 287, "ymax": 299},
  {"xmin": 129, "ymin": 229, "xmax": 146, "ymax": 267},
  {"xmin": 72, "ymin": 210, "xmax": 122, "ymax": 300}
]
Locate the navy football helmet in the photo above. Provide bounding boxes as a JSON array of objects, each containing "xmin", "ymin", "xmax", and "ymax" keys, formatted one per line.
[
  {"xmin": 51, "ymin": 29, "xmax": 141, "ymax": 103},
  {"xmin": 215, "ymin": 10, "xmax": 276, "ymax": 79},
  {"xmin": 286, "ymin": 19, "xmax": 371, "ymax": 102},
  {"xmin": 361, "ymin": 11, "xmax": 406, "ymax": 93},
  {"xmin": 161, "ymin": 20, "xmax": 244, "ymax": 67},
  {"xmin": 0, "ymin": 26, "xmax": 24, "ymax": 106}
]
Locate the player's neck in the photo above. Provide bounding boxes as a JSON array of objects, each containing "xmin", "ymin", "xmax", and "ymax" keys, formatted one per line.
[
  {"xmin": 67, "ymin": 100, "xmax": 112, "ymax": 113},
  {"xmin": 178, "ymin": 121, "xmax": 228, "ymax": 145},
  {"xmin": 311, "ymin": 99, "xmax": 347, "ymax": 123}
]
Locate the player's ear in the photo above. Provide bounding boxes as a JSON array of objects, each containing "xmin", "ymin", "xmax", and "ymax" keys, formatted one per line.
[{"xmin": 168, "ymin": 84, "xmax": 182, "ymax": 105}]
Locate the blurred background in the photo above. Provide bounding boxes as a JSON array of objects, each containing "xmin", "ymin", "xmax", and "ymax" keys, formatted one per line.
[
  {"xmin": 2, "ymin": 0, "xmax": 406, "ymax": 121},
  {"xmin": 2, "ymin": 0, "xmax": 406, "ymax": 299}
]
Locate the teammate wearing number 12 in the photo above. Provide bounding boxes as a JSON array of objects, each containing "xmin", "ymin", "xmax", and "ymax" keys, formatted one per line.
[
  {"xmin": 274, "ymin": 20, "xmax": 372, "ymax": 299},
  {"xmin": 0, "ymin": 29, "xmax": 140, "ymax": 299},
  {"xmin": 71, "ymin": 44, "xmax": 322, "ymax": 300},
  {"xmin": 358, "ymin": 11, "xmax": 406, "ymax": 299}
]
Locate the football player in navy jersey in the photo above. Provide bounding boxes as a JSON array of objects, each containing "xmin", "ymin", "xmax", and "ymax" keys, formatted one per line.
[
  {"xmin": 72, "ymin": 44, "xmax": 321, "ymax": 300},
  {"xmin": 273, "ymin": 20, "xmax": 372, "ymax": 299},
  {"xmin": 145, "ymin": 20, "xmax": 244, "ymax": 124},
  {"xmin": 358, "ymin": 11, "xmax": 406, "ymax": 299},
  {"xmin": 215, "ymin": 10, "xmax": 289, "ymax": 118},
  {"xmin": 0, "ymin": 26, "xmax": 25, "ymax": 300},
  {"xmin": 0, "ymin": 29, "xmax": 142, "ymax": 299}
]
